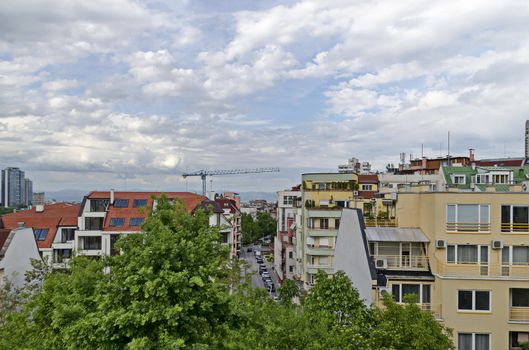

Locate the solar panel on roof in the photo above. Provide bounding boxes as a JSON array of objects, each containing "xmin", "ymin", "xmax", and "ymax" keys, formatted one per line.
[
  {"xmin": 109, "ymin": 218, "xmax": 125, "ymax": 227},
  {"xmin": 114, "ymin": 199, "xmax": 129, "ymax": 208}
]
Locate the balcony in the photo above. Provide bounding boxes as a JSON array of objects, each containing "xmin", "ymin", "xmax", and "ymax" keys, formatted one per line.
[
  {"xmin": 510, "ymin": 307, "xmax": 529, "ymax": 322},
  {"xmin": 436, "ymin": 262, "xmax": 529, "ymax": 279},
  {"xmin": 420, "ymin": 303, "xmax": 443, "ymax": 320},
  {"xmin": 445, "ymin": 222, "xmax": 490, "ymax": 232},
  {"xmin": 306, "ymin": 245, "xmax": 335, "ymax": 256},
  {"xmin": 371, "ymin": 255, "xmax": 429, "ymax": 270},
  {"xmin": 364, "ymin": 218, "xmax": 398, "ymax": 227},
  {"xmin": 306, "ymin": 264, "xmax": 334, "ymax": 274},
  {"xmin": 307, "ymin": 229, "xmax": 338, "ymax": 237},
  {"xmin": 306, "ymin": 208, "xmax": 343, "ymax": 218}
]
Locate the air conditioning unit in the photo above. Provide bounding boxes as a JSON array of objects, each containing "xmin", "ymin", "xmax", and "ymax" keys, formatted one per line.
[
  {"xmin": 379, "ymin": 286, "xmax": 391, "ymax": 296},
  {"xmin": 435, "ymin": 240, "xmax": 447, "ymax": 249},
  {"xmin": 492, "ymin": 240, "xmax": 503, "ymax": 249},
  {"xmin": 353, "ymin": 190, "xmax": 359, "ymax": 197},
  {"xmin": 375, "ymin": 258, "xmax": 388, "ymax": 269}
]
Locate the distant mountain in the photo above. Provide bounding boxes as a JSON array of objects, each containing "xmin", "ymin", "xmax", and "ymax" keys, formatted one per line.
[
  {"xmin": 237, "ymin": 192, "xmax": 277, "ymax": 203},
  {"xmin": 43, "ymin": 189, "xmax": 87, "ymax": 203}
]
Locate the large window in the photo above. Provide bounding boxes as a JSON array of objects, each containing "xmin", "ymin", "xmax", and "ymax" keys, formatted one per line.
[
  {"xmin": 502, "ymin": 246, "xmax": 529, "ymax": 265},
  {"xmin": 283, "ymin": 196, "xmax": 294, "ymax": 205},
  {"xmin": 392, "ymin": 284, "xmax": 431, "ymax": 304},
  {"xmin": 90, "ymin": 199, "xmax": 108, "ymax": 212},
  {"xmin": 452, "ymin": 174, "xmax": 466, "ymax": 184},
  {"xmin": 511, "ymin": 288, "xmax": 529, "ymax": 307},
  {"xmin": 446, "ymin": 204, "xmax": 490, "ymax": 232},
  {"xmin": 447, "ymin": 245, "xmax": 488, "ymax": 264},
  {"xmin": 85, "ymin": 217, "xmax": 103, "ymax": 230},
  {"xmin": 320, "ymin": 218, "xmax": 329, "ymax": 229},
  {"xmin": 61, "ymin": 228, "xmax": 75, "ymax": 242},
  {"xmin": 458, "ymin": 290, "xmax": 490, "ymax": 311},
  {"xmin": 361, "ymin": 184, "xmax": 373, "ymax": 191},
  {"xmin": 502, "ymin": 205, "xmax": 529, "ymax": 232},
  {"xmin": 458, "ymin": 333, "xmax": 490, "ymax": 350},
  {"xmin": 83, "ymin": 236, "xmax": 101, "ymax": 250}
]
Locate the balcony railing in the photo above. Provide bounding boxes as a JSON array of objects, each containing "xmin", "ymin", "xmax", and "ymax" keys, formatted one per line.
[
  {"xmin": 420, "ymin": 303, "xmax": 443, "ymax": 320},
  {"xmin": 364, "ymin": 218, "xmax": 398, "ymax": 227},
  {"xmin": 306, "ymin": 245, "xmax": 335, "ymax": 256},
  {"xmin": 436, "ymin": 262, "xmax": 529, "ymax": 279},
  {"xmin": 446, "ymin": 222, "xmax": 490, "ymax": 232},
  {"xmin": 306, "ymin": 264, "xmax": 334, "ymax": 274},
  {"xmin": 371, "ymin": 255, "xmax": 429, "ymax": 270},
  {"xmin": 501, "ymin": 223, "xmax": 529, "ymax": 233},
  {"xmin": 510, "ymin": 307, "xmax": 529, "ymax": 322}
]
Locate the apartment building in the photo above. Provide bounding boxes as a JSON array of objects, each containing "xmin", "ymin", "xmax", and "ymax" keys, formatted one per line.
[
  {"xmin": 2, "ymin": 167, "xmax": 32, "ymax": 208},
  {"xmin": 274, "ymin": 187, "xmax": 301, "ymax": 282},
  {"xmin": 0, "ymin": 203, "xmax": 80, "ymax": 268},
  {"xmin": 209, "ymin": 197, "xmax": 242, "ymax": 258},
  {"xmin": 298, "ymin": 173, "xmax": 358, "ymax": 287},
  {"xmin": 75, "ymin": 191, "xmax": 205, "ymax": 257}
]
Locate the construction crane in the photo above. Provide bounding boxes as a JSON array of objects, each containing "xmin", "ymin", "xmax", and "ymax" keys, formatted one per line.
[{"xmin": 182, "ymin": 167, "xmax": 280, "ymax": 196}]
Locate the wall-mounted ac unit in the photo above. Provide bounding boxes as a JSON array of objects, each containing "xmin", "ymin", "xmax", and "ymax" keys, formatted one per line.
[
  {"xmin": 435, "ymin": 240, "xmax": 446, "ymax": 249},
  {"xmin": 492, "ymin": 240, "xmax": 503, "ymax": 249},
  {"xmin": 375, "ymin": 258, "xmax": 388, "ymax": 269},
  {"xmin": 353, "ymin": 190, "xmax": 359, "ymax": 197},
  {"xmin": 379, "ymin": 286, "xmax": 391, "ymax": 296}
]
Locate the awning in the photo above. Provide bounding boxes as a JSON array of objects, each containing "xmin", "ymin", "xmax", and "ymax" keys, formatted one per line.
[{"xmin": 365, "ymin": 227, "xmax": 429, "ymax": 243}]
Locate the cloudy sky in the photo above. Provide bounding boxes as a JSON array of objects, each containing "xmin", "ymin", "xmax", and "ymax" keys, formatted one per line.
[{"xmin": 1, "ymin": 0, "xmax": 529, "ymax": 194}]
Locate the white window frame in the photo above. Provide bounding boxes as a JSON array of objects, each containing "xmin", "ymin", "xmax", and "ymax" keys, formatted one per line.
[
  {"xmin": 392, "ymin": 283, "xmax": 431, "ymax": 304},
  {"xmin": 446, "ymin": 244, "xmax": 488, "ymax": 264},
  {"xmin": 457, "ymin": 332, "xmax": 491, "ymax": 350},
  {"xmin": 446, "ymin": 204, "xmax": 490, "ymax": 232},
  {"xmin": 452, "ymin": 174, "xmax": 466, "ymax": 185},
  {"xmin": 361, "ymin": 184, "xmax": 373, "ymax": 191},
  {"xmin": 502, "ymin": 245, "xmax": 529, "ymax": 265},
  {"xmin": 457, "ymin": 290, "xmax": 491, "ymax": 312}
]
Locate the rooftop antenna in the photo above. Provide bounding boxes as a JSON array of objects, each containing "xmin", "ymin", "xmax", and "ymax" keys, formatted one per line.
[
  {"xmin": 447, "ymin": 131, "xmax": 451, "ymax": 166},
  {"xmin": 421, "ymin": 144, "xmax": 424, "ymax": 158}
]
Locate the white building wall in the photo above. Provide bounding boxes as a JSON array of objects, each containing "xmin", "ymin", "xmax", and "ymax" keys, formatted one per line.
[{"xmin": 0, "ymin": 227, "xmax": 42, "ymax": 288}]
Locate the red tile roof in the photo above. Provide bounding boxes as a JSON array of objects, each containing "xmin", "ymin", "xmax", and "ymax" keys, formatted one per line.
[
  {"xmin": 215, "ymin": 198, "xmax": 240, "ymax": 214},
  {"xmin": 92, "ymin": 191, "xmax": 206, "ymax": 232},
  {"xmin": 358, "ymin": 174, "xmax": 379, "ymax": 183},
  {"xmin": 0, "ymin": 203, "xmax": 80, "ymax": 249}
]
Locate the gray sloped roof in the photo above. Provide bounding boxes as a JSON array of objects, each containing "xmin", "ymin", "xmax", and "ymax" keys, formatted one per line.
[{"xmin": 365, "ymin": 227, "xmax": 429, "ymax": 242}]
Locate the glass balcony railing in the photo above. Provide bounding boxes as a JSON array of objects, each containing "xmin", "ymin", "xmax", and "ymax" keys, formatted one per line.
[{"xmin": 371, "ymin": 255, "xmax": 429, "ymax": 270}]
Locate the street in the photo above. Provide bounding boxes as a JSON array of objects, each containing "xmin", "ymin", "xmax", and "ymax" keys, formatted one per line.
[{"xmin": 240, "ymin": 244, "xmax": 279, "ymax": 299}]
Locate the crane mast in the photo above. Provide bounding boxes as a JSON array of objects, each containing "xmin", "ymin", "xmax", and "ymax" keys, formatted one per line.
[{"xmin": 182, "ymin": 167, "xmax": 280, "ymax": 196}]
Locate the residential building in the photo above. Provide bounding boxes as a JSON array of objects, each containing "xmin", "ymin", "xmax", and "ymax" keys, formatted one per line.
[
  {"xmin": 0, "ymin": 226, "xmax": 42, "ymax": 288},
  {"xmin": 440, "ymin": 165, "xmax": 529, "ymax": 192},
  {"xmin": 2, "ymin": 167, "xmax": 29, "ymax": 208},
  {"xmin": 24, "ymin": 178, "xmax": 33, "ymax": 206},
  {"xmin": 298, "ymin": 172, "xmax": 358, "ymax": 287},
  {"xmin": 215, "ymin": 197, "xmax": 242, "ymax": 258},
  {"xmin": 274, "ymin": 186, "xmax": 301, "ymax": 282},
  {"xmin": 32, "ymin": 192, "xmax": 45, "ymax": 206},
  {"xmin": 75, "ymin": 191, "xmax": 205, "ymax": 257},
  {"xmin": 338, "ymin": 157, "xmax": 372, "ymax": 174},
  {"xmin": 0, "ymin": 203, "xmax": 80, "ymax": 268}
]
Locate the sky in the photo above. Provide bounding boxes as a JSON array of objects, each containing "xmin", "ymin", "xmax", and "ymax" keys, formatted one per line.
[{"xmin": 1, "ymin": 0, "xmax": 529, "ymax": 194}]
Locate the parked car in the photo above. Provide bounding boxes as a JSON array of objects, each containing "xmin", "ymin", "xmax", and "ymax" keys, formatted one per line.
[
  {"xmin": 256, "ymin": 257, "xmax": 263, "ymax": 264},
  {"xmin": 247, "ymin": 247, "xmax": 252, "ymax": 253},
  {"xmin": 262, "ymin": 272, "xmax": 270, "ymax": 279}
]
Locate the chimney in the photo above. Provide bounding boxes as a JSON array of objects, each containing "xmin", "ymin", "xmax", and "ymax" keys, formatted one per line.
[
  {"xmin": 36, "ymin": 204, "xmax": 44, "ymax": 213},
  {"xmin": 469, "ymin": 148, "xmax": 475, "ymax": 162},
  {"xmin": 17, "ymin": 221, "xmax": 24, "ymax": 228},
  {"xmin": 110, "ymin": 188, "xmax": 115, "ymax": 205}
]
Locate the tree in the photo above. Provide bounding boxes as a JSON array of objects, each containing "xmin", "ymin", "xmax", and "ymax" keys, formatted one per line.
[
  {"xmin": 370, "ymin": 294, "xmax": 454, "ymax": 350},
  {"xmin": 241, "ymin": 212, "xmax": 257, "ymax": 245},
  {"xmin": 277, "ymin": 279, "xmax": 299, "ymax": 306},
  {"xmin": 0, "ymin": 196, "xmax": 234, "ymax": 349}
]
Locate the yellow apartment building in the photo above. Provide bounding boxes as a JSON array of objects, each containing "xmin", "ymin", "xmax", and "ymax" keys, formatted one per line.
[{"xmin": 396, "ymin": 190, "xmax": 529, "ymax": 350}]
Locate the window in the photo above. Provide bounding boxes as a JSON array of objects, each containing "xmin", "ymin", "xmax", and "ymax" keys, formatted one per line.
[
  {"xmin": 288, "ymin": 251, "xmax": 293, "ymax": 259},
  {"xmin": 307, "ymin": 218, "xmax": 315, "ymax": 229},
  {"xmin": 319, "ymin": 256, "xmax": 329, "ymax": 265},
  {"xmin": 361, "ymin": 184, "xmax": 373, "ymax": 191},
  {"xmin": 335, "ymin": 218, "xmax": 340, "ymax": 229},
  {"xmin": 458, "ymin": 290, "xmax": 490, "ymax": 311},
  {"xmin": 511, "ymin": 288, "xmax": 529, "ymax": 307},
  {"xmin": 391, "ymin": 284, "xmax": 431, "ymax": 304},
  {"xmin": 34, "ymin": 228, "xmax": 49, "ymax": 241},
  {"xmin": 335, "ymin": 200, "xmax": 347, "ymax": 208},
  {"xmin": 61, "ymin": 228, "xmax": 75, "ymax": 242},
  {"xmin": 129, "ymin": 217, "xmax": 144, "ymax": 227},
  {"xmin": 447, "ymin": 245, "xmax": 488, "ymax": 264},
  {"xmin": 109, "ymin": 217, "xmax": 125, "ymax": 227},
  {"xmin": 90, "ymin": 199, "xmax": 108, "ymax": 212},
  {"xmin": 289, "ymin": 266, "xmax": 294, "ymax": 272},
  {"xmin": 458, "ymin": 333, "xmax": 490, "ymax": 350},
  {"xmin": 114, "ymin": 199, "xmax": 129, "ymax": 208},
  {"xmin": 502, "ymin": 246, "xmax": 529, "ymax": 265},
  {"xmin": 452, "ymin": 174, "xmax": 466, "ymax": 184},
  {"xmin": 511, "ymin": 332, "xmax": 529, "ymax": 349},
  {"xmin": 446, "ymin": 204, "xmax": 490, "ymax": 232},
  {"xmin": 501, "ymin": 205, "xmax": 529, "ymax": 232},
  {"xmin": 83, "ymin": 236, "xmax": 101, "ymax": 250},
  {"xmin": 283, "ymin": 196, "xmax": 293, "ymax": 205},
  {"xmin": 320, "ymin": 218, "xmax": 329, "ymax": 229},
  {"xmin": 133, "ymin": 199, "xmax": 148, "ymax": 208},
  {"xmin": 85, "ymin": 217, "xmax": 103, "ymax": 230}
]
